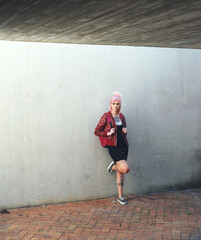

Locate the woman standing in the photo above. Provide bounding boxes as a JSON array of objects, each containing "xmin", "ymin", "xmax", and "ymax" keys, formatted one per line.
[{"xmin": 94, "ymin": 92, "xmax": 130, "ymax": 205}]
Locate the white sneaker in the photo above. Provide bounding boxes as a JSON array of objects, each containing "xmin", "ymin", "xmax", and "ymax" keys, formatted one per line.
[
  {"xmin": 117, "ymin": 197, "xmax": 128, "ymax": 205},
  {"xmin": 107, "ymin": 161, "xmax": 114, "ymax": 173}
]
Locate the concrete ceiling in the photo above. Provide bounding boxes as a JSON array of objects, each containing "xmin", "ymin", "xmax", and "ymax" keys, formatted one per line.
[{"xmin": 0, "ymin": 0, "xmax": 201, "ymax": 48}]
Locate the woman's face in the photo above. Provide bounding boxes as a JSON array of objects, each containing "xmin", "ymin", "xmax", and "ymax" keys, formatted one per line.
[{"xmin": 111, "ymin": 100, "xmax": 120, "ymax": 113}]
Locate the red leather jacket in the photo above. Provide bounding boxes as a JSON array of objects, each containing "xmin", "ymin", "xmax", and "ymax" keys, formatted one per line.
[{"xmin": 94, "ymin": 111, "xmax": 129, "ymax": 146}]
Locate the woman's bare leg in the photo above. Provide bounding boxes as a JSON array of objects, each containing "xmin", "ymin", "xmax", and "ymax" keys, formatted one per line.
[
  {"xmin": 111, "ymin": 160, "xmax": 129, "ymax": 199},
  {"xmin": 116, "ymin": 171, "xmax": 124, "ymax": 198}
]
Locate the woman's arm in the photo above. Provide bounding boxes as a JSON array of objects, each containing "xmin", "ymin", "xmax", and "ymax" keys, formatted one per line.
[{"xmin": 94, "ymin": 114, "xmax": 108, "ymax": 137}]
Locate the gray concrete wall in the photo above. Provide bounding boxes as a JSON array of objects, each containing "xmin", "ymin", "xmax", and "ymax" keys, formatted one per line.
[{"xmin": 0, "ymin": 40, "xmax": 201, "ymax": 209}]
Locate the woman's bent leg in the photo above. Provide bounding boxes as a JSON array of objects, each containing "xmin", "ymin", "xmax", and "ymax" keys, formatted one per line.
[{"xmin": 112, "ymin": 160, "xmax": 130, "ymax": 174}]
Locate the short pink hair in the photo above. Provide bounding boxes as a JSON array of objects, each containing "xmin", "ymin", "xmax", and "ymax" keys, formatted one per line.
[{"xmin": 109, "ymin": 91, "xmax": 122, "ymax": 113}]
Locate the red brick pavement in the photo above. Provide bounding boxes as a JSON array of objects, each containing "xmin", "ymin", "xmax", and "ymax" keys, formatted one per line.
[{"xmin": 0, "ymin": 188, "xmax": 201, "ymax": 240}]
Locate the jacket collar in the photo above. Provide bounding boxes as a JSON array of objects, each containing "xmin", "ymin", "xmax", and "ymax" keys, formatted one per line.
[{"xmin": 107, "ymin": 111, "xmax": 122, "ymax": 119}]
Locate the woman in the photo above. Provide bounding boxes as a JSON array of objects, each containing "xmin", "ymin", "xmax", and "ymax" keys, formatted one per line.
[{"xmin": 94, "ymin": 92, "xmax": 130, "ymax": 205}]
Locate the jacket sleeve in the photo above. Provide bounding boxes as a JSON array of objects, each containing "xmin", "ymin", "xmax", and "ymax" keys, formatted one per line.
[
  {"xmin": 123, "ymin": 116, "xmax": 127, "ymax": 128},
  {"xmin": 94, "ymin": 114, "xmax": 108, "ymax": 137}
]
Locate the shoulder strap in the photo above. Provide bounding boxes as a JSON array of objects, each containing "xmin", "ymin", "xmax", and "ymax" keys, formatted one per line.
[{"xmin": 106, "ymin": 115, "xmax": 113, "ymax": 128}]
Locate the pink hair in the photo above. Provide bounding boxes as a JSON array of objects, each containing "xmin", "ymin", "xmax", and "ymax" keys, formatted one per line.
[{"xmin": 109, "ymin": 91, "xmax": 122, "ymax": 113}]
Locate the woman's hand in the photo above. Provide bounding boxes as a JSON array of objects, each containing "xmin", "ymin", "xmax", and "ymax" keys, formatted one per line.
[
  {"xmin": 122, "ymin": 128, "xmax": 127, "ymax": 134},
  {"xmin": 107, "ymin": 128, "xmax": 115, "ymax": 136}
]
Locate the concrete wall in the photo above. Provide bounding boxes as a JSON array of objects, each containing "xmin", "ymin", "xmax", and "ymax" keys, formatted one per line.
[{"xmin": 0, "ymin": 40, "xmax": 201, "ymax": 209}]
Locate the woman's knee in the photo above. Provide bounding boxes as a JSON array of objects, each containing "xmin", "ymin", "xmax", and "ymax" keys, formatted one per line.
[
  {"xmin": 123, "ymin": 167, "xmax": 130, "ymax": 174},
  {"xmin": 117, "ymin": 160, "xmax": 130, "ymax": 174},
  {"xmin": 119, "ymin": 166, "xmax": 130, "ymax": 174}
]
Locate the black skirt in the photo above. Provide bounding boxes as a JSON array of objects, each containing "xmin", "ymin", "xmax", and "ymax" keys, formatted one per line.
[{"xmin": 107, "ymin": 125, "xmax": 128, "ymax": 163}]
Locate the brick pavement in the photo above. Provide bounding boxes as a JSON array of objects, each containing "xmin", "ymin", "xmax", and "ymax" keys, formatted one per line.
[{"xmin": 0, "ymin": 188, "xmax": 201, "ymax": 240}]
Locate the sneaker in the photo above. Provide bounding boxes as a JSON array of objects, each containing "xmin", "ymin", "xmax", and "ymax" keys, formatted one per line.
[
  {"xmin": 117, "ymin": 197, "xmax": 128, "ymax": 205},
  {"xmin": 107, "ymin": 161, "xmax": 114, "ymax": 173}
]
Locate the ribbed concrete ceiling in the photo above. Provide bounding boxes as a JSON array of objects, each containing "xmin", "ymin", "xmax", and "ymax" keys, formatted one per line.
[{"xmin": 0, "ymin": 0, "xmax": 201, "ymax": 48}]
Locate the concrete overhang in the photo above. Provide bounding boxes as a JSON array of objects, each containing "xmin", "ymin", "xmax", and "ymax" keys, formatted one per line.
[{"xmin": 0, "ymin": 0, "xmax": 201, "ymax": 48}]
